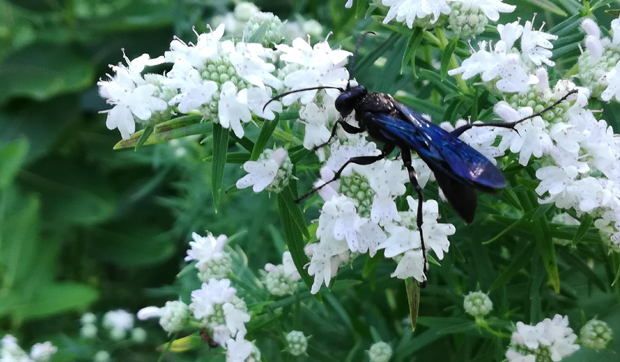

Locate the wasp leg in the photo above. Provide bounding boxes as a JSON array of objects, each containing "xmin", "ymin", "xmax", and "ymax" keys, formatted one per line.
[
  {"xmin": 296, "ymin": 143, "xmax": 395, "ymax": 202},
  {"xmin": 401, "ymin": 150, "xmax": 428, "ymax": 288},
  {"xmin": 450, "ymin": 89, "xmax": 578, "ymax": 138},
  {"xmin": 312, "ymin": 119, "xmax": 364, "ymax": 151}
]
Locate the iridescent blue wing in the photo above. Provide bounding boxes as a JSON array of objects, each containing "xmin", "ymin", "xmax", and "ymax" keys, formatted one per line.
[{"xmin": 367, "ymin": 102, "xmax": 506, "ymax": 191}]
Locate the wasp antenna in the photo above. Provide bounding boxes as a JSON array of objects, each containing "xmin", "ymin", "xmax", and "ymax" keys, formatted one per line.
[
  {"xmin": 262, "ymin": 86, "xmax": 345, "ymax": 112},
  {"xmin": 349, "ymin": 31, "xmax": 376, "ymax": 76}
]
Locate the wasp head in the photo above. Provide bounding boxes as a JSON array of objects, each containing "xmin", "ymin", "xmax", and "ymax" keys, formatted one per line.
[{"xmin": 335, "ymin": 85, "xmax": 368, "ymax": 117}]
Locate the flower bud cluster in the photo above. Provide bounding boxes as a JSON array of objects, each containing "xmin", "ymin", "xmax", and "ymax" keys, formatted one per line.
[
  {"xmin": 463, "ymin": 291, "xmax": 493, "ymax": 317},
  {"xmin": 264, "ymin": 251, "xmax": 301, "ymax": 296},
  {"xmin": 285, "ymin": 331, "xmax": 308, "ymax": 356},
  {"xmin": 580, "ymin": 319, "xmax": 613, "ymax": 351}
]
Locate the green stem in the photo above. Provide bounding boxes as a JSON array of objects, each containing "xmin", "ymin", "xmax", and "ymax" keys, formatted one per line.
[
  {"xmin": 157, "ymin": 332, "xmax": 179, "ymax": 362},
  {"xmin": 476, "ymin": 319, "xmax": 511, "ymax": 339},
  {"xmin": 434, "ymin": 28, "xmax": 469, "ymax": 93}
]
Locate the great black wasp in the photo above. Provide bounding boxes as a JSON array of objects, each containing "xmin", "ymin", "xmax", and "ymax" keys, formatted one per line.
[{"xmin": 265, "ymin": 33, "xmax": 577, "ymax": 286}]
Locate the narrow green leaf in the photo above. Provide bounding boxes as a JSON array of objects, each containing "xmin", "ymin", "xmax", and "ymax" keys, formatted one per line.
[
  {"xmin": 532, "ymin": 203, "xmax": 554, "ymax": 221},
  {"xmin": 559, "ymin": 249, "xmax": 607, "ymax": 292},
  {"xmin": 279, "ymin": 186, "xmax": 310, "ymax": 239},
  {"xmin": 516, "ymin": 177, "xmax": 540, "ymax": 191},
  {"xmin": 157, "ymin": 332, "xmax": 203, "ymax": 352},
  {"xmin": 0, "ymin": 139, "xmax": 29, "ymax": 189},
  {"xmin": 154, "ymin": 115, "xmax": 201, "ymax": 134},
  {"xmin": 550, "ymin": 14, "xmax": 581, "ymax": 36},
  {"xmin": 203, "ymin": 152, "xmax": 251, "ymax": 164},
  {"xmin": 499, "ymin": 188, "xmax": 523, "ymax": 211},
  {"xmin": 571, "ymin": 213, "xmax": 593, "ymax": 247},
  {"xmin": 251, "ymin": 116, "xmax": 279, "ymax": 161},
  {"xmin": 419, "ymin": 69, "xmax": 459, "ymax": 95},
  {"xmin": 134, "ymin": 125, "xmax": 154, "ymax": 151},
  {"xmin": 401, "ymin": 27, "xmax": 424, "ymax": 74},
  {"xmin": 371, "ymin": 16, "xmax": 413, "ymax": 37},
  {"xmin": 230, "ymin": 134, "xmax": 255, "ymax": 152},
  {"xmin": 489, "ymin": 244, "xmax": 535, "ymax": 291},
  {"xmin": 308, "ymin": 345, "xmax": 341, "ymax": 362},
  {"xmin": 247, "ymin": 22, "xmax": 269, "ymax": 43},
  {"xmin": 405, "ymin": 278, "xmax": 420, "ymax": 331},
  {"xmin": 440, "ymin": 36, "xmax": 458, "ymax": 80},
  {"xmin": 113, "ymin": 123, "xmax": 213, "ymax": 149},
  {"xmin": 277, "ymin": 192, "xmax": 316, "ymax": 299},
  {"xmin": 279, "ymin": 110, "xmax": 300, "ymax": 121},
  {"xmin": 353, "ymin": 32, "xmax": 401, "ymax": 76},
  {"xmin": 212, "ymin": 123, "xmax": 229, "ymax": 212},
  {"xmin": 526, "ymin": 0, "xmax": 567, "ymax": 16}
]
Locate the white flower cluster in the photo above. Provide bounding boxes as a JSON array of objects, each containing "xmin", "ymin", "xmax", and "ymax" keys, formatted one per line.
[
  {"xmin": 450, "ymin": 18, "xmax": 556, "ymax": 93},
  {"xmin": 99, "ymin": 20, "xmax": 349, "ymax": 143},
  {"xmin": 139, "ymin": 231, "xmax": 259, "ymax": 362},
  {"xmin": 264, "ymin": 251, "xmax": 301, "ymax": 296},
  {"xmin": 185, "ymin": 231, "xmax": 232, "ymax": 281},
  {"xmin": 506, "ymin": 315, "xmax": 579, "ymax": 362},
  {"xmin": 236, "ymin": 148, "xmax": 293, "ymax": 193},
  {"xmin": 578, "ymin": 17, "xmax": 620, "ymax": 100},
  {"xmin": 305, "ymin": 137, "xmax": 454, "ymax": 294},
  {"xmin": 216, "ymin": 2, "xmax": 323, "ymax": 42},
  {"xmin": 80, "ymin": 312, "xmax": 98, "ymax": 338},
  {"xmin": 377, "ymin": 0, "xmax": 515, "ymax": 33},
  {"xmin": 0, "ymin": 335, "xmax": 57, "ymax": 362},
  {"xmin": 579, "ymin": 319, "xmax": 613, "ymax": 351},
  {"xmin": 463, "ymin": 291, "xmax": 493, "ymax": 318},
  {"xmin": 368, "ymin": 341, "xmax": 393, "ymax": 362},
  {"xmin": 447, "ymin": 17, "xmax": 620, "ymax": 249},
  {"xmin": 285, "ymin": 330, "xmax": 308, "ymax": 356},
  {"xmin": 102, "ymin": 309, "xmax": 136, "ymax": 341}
]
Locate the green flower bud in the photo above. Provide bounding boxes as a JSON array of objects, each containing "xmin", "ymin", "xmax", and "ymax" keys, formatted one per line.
[
  {"xmin": 286, "ymin": 331, "xmax": 308, "ymax": 356},
  {"xmin": 580, "ymin": 319, "xmax": 613, "ymax": 350},
  {"xmin": 463, "ymin": 291, "xmax": 493, "ymax": 317},
  {"xmin": 368, "ymin": 341, "xmax": 393, "ymax": 362}
]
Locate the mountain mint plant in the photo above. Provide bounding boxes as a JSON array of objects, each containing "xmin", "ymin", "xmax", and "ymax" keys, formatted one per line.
[{"xmin": 87, "ymin": 0, "xmax": 620, "ymax": 361}]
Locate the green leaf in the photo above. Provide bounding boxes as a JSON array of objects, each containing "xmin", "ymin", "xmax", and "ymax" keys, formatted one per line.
[
  {"xmin": 251, "ymin": 116, "xmax": 279, "ymax": 161},
  {"xmin": 532, "ymin": 203, "xmax": 554, "ymax": 221},
  {"xmin": 10, "ymin": 283, "xmax": 99, "ymax": 320},
  {"xmin": 489, "ymin": 243, "xmax": 535, "ymax": 291},
  {"xmin": 0, "ymin": 194, "xmax": 39, "ymax": 289},
  {"xmin": 572, "ymin": 213, "xmax": 593, "ymax": 247},
  {"xmin": 308, "ymin": 345, "xmax": 341, "ymax": 362},
  {"xmin": 203, "ymin": 152, "xmax": 251, "ymax": 164},
  {"xmin": 279, "ymin": 186, "xmax": 310, "ymax": 238},
  {"xmin": 277, "ymin": 191, "xmax": 316, "ymax": 299},
  {"xmin": 559, "ymin": 249, "xmax": 607, "ymax": 292},
  {"xmin": 401, "ymin": 27, "xmax": 424, "ymax": 74},
  {"xmin": 231, "ymin": 134, "xmax": 255, "ymax": 152},
  {"xmin": 0, "ymin": 44, "xmax": 95, "ymax": 104},
  {"xmin": 154, "ymin": 115, "xmax": 201, "ymax": 134},
  {"xmin": 247, "ymin": 22, "xmax": 269, "ymax": 43},
  {"xmin": 419, "ymin": 69, "xmax": 459, "ymax": 95},
  {"xmin": 135, "ymin": 125, "xmax": 154, "ymax": 151},
  {"xmin": 114, "ymin": 122, "xmax": 213, "ymax": 149},
  {"xmin": 279, "ymin": 110, "xmax": 300, "ymax": 121},
  {"xmin": 525, "ymin": 0, "xmax": 567, "ymax": 16},
  {"xmin": 353, "ymin": 32, "xmax": 401, "ymax": 76},
  {"xmin": 0, "ymin": 139, "xmax": 29, "ymax": 189},
  {"xmin": 440, "ymin": 36, "xmax": 458, "ymax": 80},
  {"xmin": 212, "ymin": 123, "xmax": 229, "ymax": 212},
  {"xmin": 157, "ymin": 332, "xmax": 203, "ymax": 352},
  {"xmin": 516, "ymin": 177, "xmax": 540, "ymax": 191},
  {"xmin": 405, "ymin": 278, "xmax": 420, "ymax": 331},
  {"xmin": 20, "ymin": 158, "xmax": 116, "ymax": 225}
]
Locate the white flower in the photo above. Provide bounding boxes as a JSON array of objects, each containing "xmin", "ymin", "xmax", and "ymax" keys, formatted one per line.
[
  {"xmin": 190, "ymin": 279, "xmax": 237, "ymax": 319},
  {"xmin": 382, "ymin": 0, "xmax": 451, "ymax": 28},
  {"xmin": 601, "ymin": 61, "xmax": 620, "ymax": 102},
  {"xmin": 226, "ymin": 333, "xmax": 254, "ymax": 362},
  {"xmin": 225, "ymin": 42, "xmax": 282, "ymax": 89},
  {"xmin": 452, "ymin": 0, "xmax": 516, "ymax": 22},
  {"xmin": 406, "ymin": 197, "xmax": 454, "ymax": 260},
  {"xmin": 326, "ymin": 138, "xmax": 380, "ymax": 177},
  {"xmin": 306, "ymin": 240, "xmax": 349, "ymax": 294},
  {"xmin": 81, "ymin": 312, "xmax": 96, "ymax": 325},
  {"xmin": 29, "ymin": 342, "xmax": 57, "ymax": 361},
  {"xmin": 102, "ymin": 310, "xmax": 134, "ymax": 331},
  {"xmin": 234, "ymin": 2, "xmax": 259, "ymax": 22},
  {"xmin": 300, "ymin": 102, "xmax": 332, "ymax": 151},
  {"xmin": 243, "ymin": 87, "xmax": 281, "ymax": 120},
  {"xmin": 265, "ymin": 251, "xmax": 301, "ymax": 296},
  {"xmin": 520, "ymin": 19, "xmax": 558, "ymax": 66},
  {"xmin": 80, "ymin": 324, "xmax": 97, "ymax": 339},
  {"xmin": 185, "ymin": 232, "xmax": 228, "ymax": 269},
  {"xmin": 94, "ymin": 351, "xmax": 111, "ymax": 362},
  {"xmin": 223, "ymin": 302, "xmax": 251, "ymax": 336},
  {"xmin": 167, "ymin": 69, "xmax": 218, "ymax": 113},
  {"xmin": 391, "ymin": 249, "xmax": 426, "ymax": 281},
  {"xmin": 495, "ymin": 102, "xmax": 551, "ymax": 166},
  {"xmin": 237, "ymin": 148, "xmax": 289, "ymax": 192},
  {"xmin": 315, "ymin": 167, "xmax": 341, "ymax": 201},
  {"xmin": 138, "ymin": 300, "xmax": 189, "ymax": 333},
  {"xmin": 277, "ymin": 38, "xmax": 351, "ymax": 104},
  {"xmin": 218, "ymin": 81, "xmax": 252, "ymax": 138}
]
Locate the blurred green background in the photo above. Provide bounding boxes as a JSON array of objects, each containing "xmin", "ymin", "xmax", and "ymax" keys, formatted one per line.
[{"xmin": 1, "ymin": 0, "xmax": 620, "ymax": 361}]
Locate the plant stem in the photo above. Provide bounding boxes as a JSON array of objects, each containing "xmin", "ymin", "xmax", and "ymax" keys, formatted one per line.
[{"xmin": 434, "ymin": 28, "xmax": 469, "ymax": 93}]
